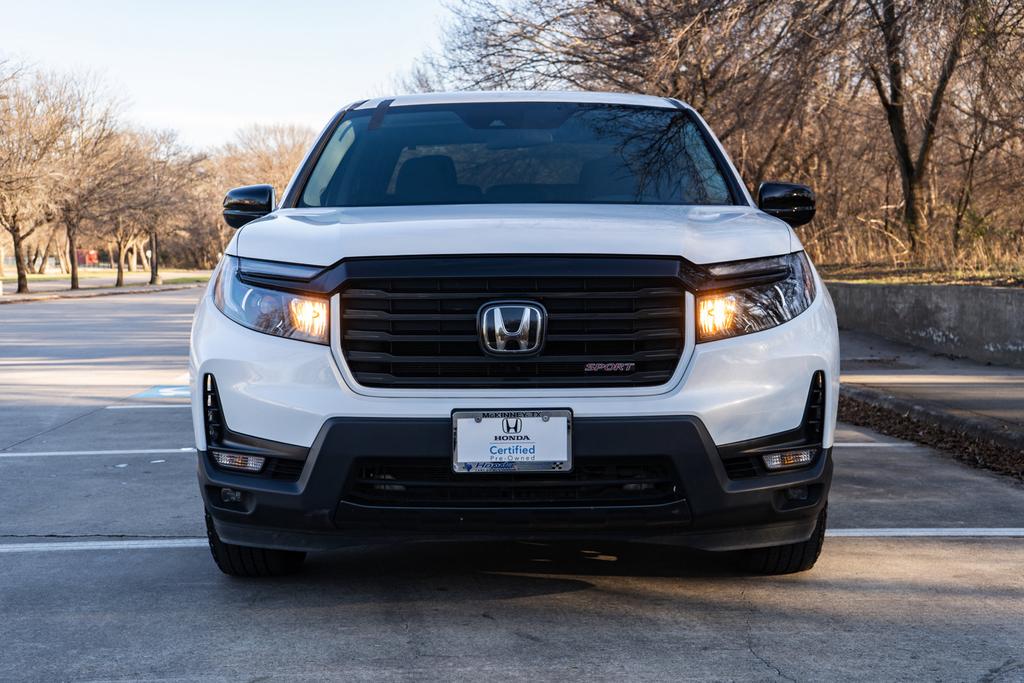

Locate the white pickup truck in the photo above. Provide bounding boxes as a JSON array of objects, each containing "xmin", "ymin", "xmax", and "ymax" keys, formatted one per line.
[{"xmin": 190, "ymin": 91, "xmax": 839, "ymax": 577}]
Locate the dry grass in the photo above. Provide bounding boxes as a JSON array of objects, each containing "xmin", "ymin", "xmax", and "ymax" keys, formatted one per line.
[{"xmin": 819, "ymin": 263, "xmax": 1024, "ymax": 287}]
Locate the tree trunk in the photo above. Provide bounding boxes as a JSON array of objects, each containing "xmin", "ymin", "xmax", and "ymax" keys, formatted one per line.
[
  {"xmin": 68, "ymin": 226, "xmax": 80, "ymax": 290},
  {"xmin": 37, "ymin": 237, "xmax": 53, "ymax": 275},
  {"xmin": 902, "ymin": 179, "xmax": 924, "ymax": 255},
  {"xmin": 57, "ymin": 236, "xmax": 69, "ymax": 274},
  {"xmin": 12, "ymin": 232, "xmax": 30, "ymax": 294},
  {"xmin": 0, "ymin": 244, "xmax": 5, "ymax": 278},
  {"xmin": 149, "ymin": 229, "xmax": 161, "ymax": 285},
  {"xmin": 115, "ymin": 242, "xmax": 126, "ymax": 287},
  {"xmin": 126, "ymin": 245, "xmax": 135, "ymax": 272}
]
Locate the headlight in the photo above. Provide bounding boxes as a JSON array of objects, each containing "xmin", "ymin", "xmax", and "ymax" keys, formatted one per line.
[
  {"xmin": 696, "ymin": 252, "xmax": 816, "ymax": 342},
  {"xmin": 213, "ymin": 255, "xmax": 329, "ymax": 344}
]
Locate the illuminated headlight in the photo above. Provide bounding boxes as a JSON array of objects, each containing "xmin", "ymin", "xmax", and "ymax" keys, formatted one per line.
[
  {"xmin": 697, "ymin": 252, "xmax": 816, "ymax": 342},
  {"xmin": 213, "ymin": 256, "xmax": 328, "ymax": 344}
]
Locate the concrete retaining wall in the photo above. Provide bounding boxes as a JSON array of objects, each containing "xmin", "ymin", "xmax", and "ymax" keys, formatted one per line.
[{"xmin": 826, "ymin": 282, "xmax": 1024, "ymax": 367}]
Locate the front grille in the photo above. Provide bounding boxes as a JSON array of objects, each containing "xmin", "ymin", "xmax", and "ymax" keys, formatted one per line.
[
  {"xmin": 340, "ymin": 273, "xmax": 686, "ymax": 388},
  {"xmin": 344, "ymin": 456, "xmax": 682, "ymax": 507}
]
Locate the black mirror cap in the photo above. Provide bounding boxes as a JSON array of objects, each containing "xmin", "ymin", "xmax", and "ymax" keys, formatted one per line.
[
  {"xmin": 223, "ymin": 185, "xmax": 275, "ymax": 229},
  {"xmin": 757, "ymin": 182, "xmax": 815, "ymax": 227}
]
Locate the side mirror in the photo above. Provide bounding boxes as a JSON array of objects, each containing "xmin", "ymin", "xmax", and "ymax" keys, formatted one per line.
[
  {"xmin": 757, "ymin": 182, "xmax": 815, "ymax": 227},
  {"xmin": 223, "ymin": 185, "xmax": 275, "ymax": 229}
]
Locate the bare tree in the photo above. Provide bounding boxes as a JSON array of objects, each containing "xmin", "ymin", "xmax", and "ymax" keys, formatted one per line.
[
  {"xmin": 0, "ymin": 72, "xmax": 74, "ymax": 293},
  {"xmin": 53, "ymin": 79, "xmax": 125, "ymax": 289},
  {"xmin": 219, "ymin": 123, "xmax": 315, "ymax": 198},
  {"xmin": 137, "ymin": 131, "xmax": 205, "ymax": 285},
  {"xmin": 410, "ymin": 0, "xmax": 1024, "ymax": 271},
  {"xmin": 858, "ymin": 0, "xmax": 974, "ymax": 257}
]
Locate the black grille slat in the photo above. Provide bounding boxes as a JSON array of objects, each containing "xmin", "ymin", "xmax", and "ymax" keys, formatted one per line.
[
  {"xmin": 342, "ymin": 309, "xmax": 681, "ymax": 321},
  {"xmin": 339, "ymin": 268, "xmax": 686, "ymax": 388},
  {"xmin": 347, "ymin": 371, "xmax": 675, "ymax": 388},
  {"xmin": 345, "ymin": 457, "xmax": 682, "ymax": 507},
  {"xmin": 722, "ymin": 457, "xmax": 759, "ymax": 479},
  {"xmin": 343, "ymin": 287, "xmax": 682, "ymax": 300},
  {"xmin": 345, "ymin": 350, "xmax": 681, "ymax": 364},
  {"xmin": 268, "ymin": 458, "xmax": 305, "ymax": 481},
  {"xmin": 343, "ymin": 330, "xmax": 681, "ymax": 342}
]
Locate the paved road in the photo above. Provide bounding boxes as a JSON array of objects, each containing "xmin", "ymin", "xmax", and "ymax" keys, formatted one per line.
[{"xmin": 1, "ymin": 290, "xmax": 1022, "ymax": 681}]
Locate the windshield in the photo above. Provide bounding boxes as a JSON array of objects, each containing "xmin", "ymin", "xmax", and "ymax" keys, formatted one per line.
[{"xmin": 298, "ymin": 102, "xmax": 738, "ymax": 208}]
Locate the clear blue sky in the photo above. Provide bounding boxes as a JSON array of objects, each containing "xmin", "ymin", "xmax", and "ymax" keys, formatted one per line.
[{"xmin": 0, "ymin": 0, "xmax": 448, "ymax": 148}]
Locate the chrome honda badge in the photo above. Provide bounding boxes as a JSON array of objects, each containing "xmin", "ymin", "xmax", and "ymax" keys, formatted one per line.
[{"xmin": 478, "ymin": 301, "xmax": 546, "ymax": 355}]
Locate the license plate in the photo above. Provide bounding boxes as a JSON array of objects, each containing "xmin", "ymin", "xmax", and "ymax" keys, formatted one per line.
[{"xmin": 452, "ymin": 409, "xmax": 572, "ymax": 473}]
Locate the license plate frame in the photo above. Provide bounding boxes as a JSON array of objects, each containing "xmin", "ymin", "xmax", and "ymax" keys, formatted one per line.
[{"xmin": 452, "ymin": 409, "xmax": 573, "ymax": 474}]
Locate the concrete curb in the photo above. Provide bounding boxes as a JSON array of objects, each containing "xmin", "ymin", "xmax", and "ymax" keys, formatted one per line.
[
  {"xmin": 0, "ymin": 282, "xmax": 206, "ymax": 305},
  {"xmin": 841, "ymin": 383, "xmax": 1024, "ymax": 482}
]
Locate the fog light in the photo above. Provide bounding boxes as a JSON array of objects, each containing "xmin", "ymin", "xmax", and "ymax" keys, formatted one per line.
[
  {"xmin": 784, "ymin": 486, "xmax": 809, "ymax": 501},
  {"xmin": 221, "ymin": 487, "xmax": 243, "ymax": 504},
  {"xmin": 762, "ymin": 448, "xmax": 816, "ymax": 471},
  {"xmin": 212, "ymin": 451, "xmax": 265, "ymax": 473}
]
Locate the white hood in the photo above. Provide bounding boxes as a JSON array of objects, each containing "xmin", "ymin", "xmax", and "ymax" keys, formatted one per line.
[{"xmin": 232, "ymin": 204, "xmax": 795, "ymax": 266}]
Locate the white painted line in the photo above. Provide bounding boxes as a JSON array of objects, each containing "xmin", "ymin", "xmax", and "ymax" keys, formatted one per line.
[
  {"xmin": 0, "ymin": 538, "xmax": 207, "ymax": 554},
  {"xmin": 0, "ymin": 447, "xmax": 195, "ymax": 459},
  {"xmin": 828, "ymin": 528, "xmax": 1024, "ymax": 538},
  {"xmin": 833, "ymin": 442, "xmax": 918, "ymax": 448},
  {"xmin": 842, "ymin": 374, "xmax": 1022, "ymax": 385},
  {"xmin": 105, "ymin": 404, "xmax": 191, "ymax": 410}
]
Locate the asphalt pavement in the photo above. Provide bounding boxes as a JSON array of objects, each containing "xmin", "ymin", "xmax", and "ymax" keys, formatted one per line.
[{"xmin": 1, "ymin": 289, "xmax": 1023, "ymax": 681}]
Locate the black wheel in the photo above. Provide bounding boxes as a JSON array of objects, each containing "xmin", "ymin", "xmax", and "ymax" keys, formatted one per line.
[
  {"xmin": 205, "ymin": 513, "xmax": 306, "ymax": 577},
  {"xmin": 740, "ymin": 505, "xmax": 827, "ymax": 575}
]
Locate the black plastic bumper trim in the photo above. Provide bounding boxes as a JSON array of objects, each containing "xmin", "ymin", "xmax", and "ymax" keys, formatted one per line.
[{"xmin": 201, "ymin": 413, "xmax": 832, "ymax": 552}]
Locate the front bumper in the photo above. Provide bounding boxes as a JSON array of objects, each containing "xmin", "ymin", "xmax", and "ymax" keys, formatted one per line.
[{"xmin": 201, "ymin": 415, "xmax": 832, "ymax": 553}]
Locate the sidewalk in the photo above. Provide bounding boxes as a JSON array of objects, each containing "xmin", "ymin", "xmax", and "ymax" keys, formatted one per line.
[
  {"xmin": 840, "ymin": 329, "xmax": 1024, "ymax": 477},
  {"xmin": 0, "ymin": 281, "xmax": 206, "ymax": 305}
]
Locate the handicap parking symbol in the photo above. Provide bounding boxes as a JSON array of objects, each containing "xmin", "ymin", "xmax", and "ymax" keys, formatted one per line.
[{"xmin": 133, "ymin": 385, "xmax": 191, "ymax": 399}]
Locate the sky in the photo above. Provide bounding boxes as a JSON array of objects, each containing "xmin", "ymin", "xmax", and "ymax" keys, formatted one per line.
[{"xmin": 0, "ymin": 0, "xmax": 448, "ymax": 148}]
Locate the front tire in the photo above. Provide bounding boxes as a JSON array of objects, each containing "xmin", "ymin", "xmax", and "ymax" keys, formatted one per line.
[
  {"xmin": 205, "ymin": 513, "xmax": 306, "ymax": 577},
  {"xmin": 740, "ymin": 505, "xmax": 827, "ymax": 575}
]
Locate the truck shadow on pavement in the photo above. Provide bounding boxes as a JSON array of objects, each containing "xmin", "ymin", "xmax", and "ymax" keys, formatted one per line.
[{"xmin": 299, "ymin": 539, "xmax": 742, "ymax": 584}]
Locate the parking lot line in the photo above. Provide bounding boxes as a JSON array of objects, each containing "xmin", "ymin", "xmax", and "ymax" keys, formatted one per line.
[
  {"xmin": 832, "ymin": 442, "xmax": 918, "ymax": 448},
  {"xmin": 0, "ymin": 447, "xmax": 196, "ymax": 459},
  {"xmin": 827, "ymin": 528, "xmax": 1024, "ymax": 537},
  {"xmin": 0, "ymin": 539, "xmax": 207, "ymax": 553},
  {"xmin": 105, "ymin": 404, "xmax": 191, "ymax": 410}
]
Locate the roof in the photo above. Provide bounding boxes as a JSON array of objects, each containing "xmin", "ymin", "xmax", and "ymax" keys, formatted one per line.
[{"xmin": 351, "ymin": 90, "xmax": 687, "ymax": 111}]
